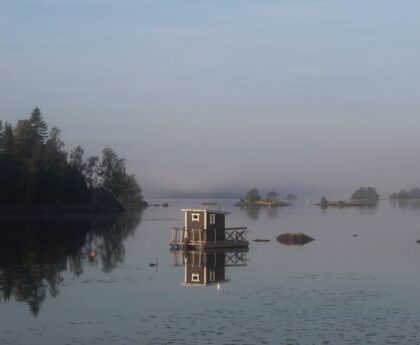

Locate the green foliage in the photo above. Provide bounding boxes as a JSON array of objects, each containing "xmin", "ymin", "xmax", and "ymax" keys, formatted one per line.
[
  {"xmin": 97, "ymin": 148, "xmax": 144, "ymax": 208},
  {"xmin": 29, "ymin": 107, "xmax": 48, "ymax": 143},
  {"xmin": 0, "ymin": 108, "xmax": 143, "ymax": 210},
  {"xmin": 84, "ymin": 156, "xmax": 100, "ymax": 189},
  {"xmin": 14, "ymin": 120, "xmax": 38, "ymax": 159},
  {"xmin": 99, "ymin": 148, "xmax": 126, "ymax": 198},
  {"xmin": 119, "ymin": 174, "xmax": 144, "ymax": 209},
  {"xmin": 0, "ymin": 120, "xmax": 3, "ymax": 149},
  {"xmin": 237, "ymin": 189, "xmax": 290, "ymax": 207},
  {"xmin": 350, "ymin": 187, "xmax": 379, "ymax": 202},
  {"xmin": 245, "ymin": 188, "xmax": 261, "ymax": 203},
  {"xmin": 69, "ymin": 146, "xmax": 85, "ymax": 171},
  {"xmin": 2, "ymin": 123, "xmax": 15, "ymax": 153}
]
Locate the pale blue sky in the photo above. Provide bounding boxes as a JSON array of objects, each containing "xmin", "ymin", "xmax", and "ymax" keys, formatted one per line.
[{"xmin": 1, "ymin": 0, "xmax": 420, "ymax": 197}]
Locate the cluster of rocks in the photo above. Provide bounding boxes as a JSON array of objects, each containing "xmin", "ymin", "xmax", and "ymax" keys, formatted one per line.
[
  {"xmin": 252, "ymin": 233, "xmax": 314, "ymax": 246},
  {"xmin": 276, "ymin": 232, "xmax": 314, "ymax": 246}
]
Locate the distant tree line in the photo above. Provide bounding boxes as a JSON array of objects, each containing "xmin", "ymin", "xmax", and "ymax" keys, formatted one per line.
[
  {"xmin": 350, "ymin": 187, "xmax": 379, "ymax": 202},
  {"xmin": 390, "ymin": 188, "xmax": 420, "ymax": 200},
  {"xmin": 236, "ymin": 188, "xmax": 291, "ymax": 207},
  {"xmin": 0, "ymin": 108, "xmax": 144, "ymax": 210},
  {"xmin": 319, "ymin": 186, "xmax": 379, "ymax": 208}
]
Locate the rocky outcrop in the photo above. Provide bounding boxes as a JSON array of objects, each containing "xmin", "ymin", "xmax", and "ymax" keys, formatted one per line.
[{"xmin": 276, "ymin": 232, "xmax": 314, "ymax": 246}]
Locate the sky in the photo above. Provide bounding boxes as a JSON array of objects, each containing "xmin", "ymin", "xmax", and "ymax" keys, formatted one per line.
[{"xmin": 1, "ymin": 0, "xmax": 420, "ymax": 198}]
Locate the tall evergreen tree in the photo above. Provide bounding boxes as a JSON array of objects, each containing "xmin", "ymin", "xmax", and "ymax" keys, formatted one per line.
[
  {"xmin": 0, "ymin": 120, "xmax": 3, "ymax": 150},
  {"xmin": 29, "ymin": 107, "xmax": 48, "ymax": 143},
  {"xmin": 2, "ymin": 123, "xmax": 15, "ymax": 153},
  {"xmin": 14, "ymin": 120, "xmax": 38, "ymax": 159}
]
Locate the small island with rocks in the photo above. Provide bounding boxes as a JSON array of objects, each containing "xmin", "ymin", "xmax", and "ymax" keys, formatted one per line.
[
  {"xmin": 235, "ymin": 188, "xmax": 290, "ymax": 208},
  {"xmin": 318, "ymin": 187, "xmax": 379, "ymax": 208}
]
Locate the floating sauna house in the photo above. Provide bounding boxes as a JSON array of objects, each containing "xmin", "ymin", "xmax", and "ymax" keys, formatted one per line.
[{"xmin": 170, "ymin": 209, "xmax": 249, "ymax": 250}]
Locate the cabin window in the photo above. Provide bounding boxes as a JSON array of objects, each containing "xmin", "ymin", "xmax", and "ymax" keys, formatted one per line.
[
  {"xmin": 209, "ymin": 213, "xmax": 216, "ymax": 224},
  {"xmin": 209, "ymin": 270, "xmax": 215, "ymax": 282},
  {"xmin": 192, "ymin": 213, "xmax": 200, "ymax": 222},
  {"xmin": 191, "ymin": 273, "xmax": 200, "ymax": 282}
]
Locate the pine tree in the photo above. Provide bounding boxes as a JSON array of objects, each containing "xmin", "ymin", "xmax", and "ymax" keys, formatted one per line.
[
  {"xmin": 2, "ymin": 123, "xmax": 15, "ymax": 153},
  {"xmin": 0, "ymin": 120, "xmax": 3, "ymax": 150},
  {"xmin": 29, "ymin": 107, "xmax": 48, "ymax": 143}
]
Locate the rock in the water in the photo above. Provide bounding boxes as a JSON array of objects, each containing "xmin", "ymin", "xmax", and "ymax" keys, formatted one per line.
[
  {"xmin": 253, "ymin": 239, "xmax": 270, "ymax": 242},
  {"xmin": 276, "ymin": 232, "xmax": 314, "ymax": 246},
  {"xmin": 416, "ymin": 239, "xmax": 420, "ymax": 244}
]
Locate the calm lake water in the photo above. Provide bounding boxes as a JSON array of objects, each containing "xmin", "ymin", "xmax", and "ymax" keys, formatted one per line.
[{"xmin": 1, "ymin": 199, "xmax": 420, "ymax": 345}]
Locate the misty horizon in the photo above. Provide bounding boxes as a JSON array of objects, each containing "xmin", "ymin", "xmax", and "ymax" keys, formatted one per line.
[{"xmin": 1, "ymin": 0, "xmax": 420, "ymax": 199}]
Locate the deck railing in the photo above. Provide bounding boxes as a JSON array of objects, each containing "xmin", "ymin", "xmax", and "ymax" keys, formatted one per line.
[
  {"xmin": 224, "ymin": 227, "xmax": 247, "ymax": 242},
  {"xmin": 171, "ymin": 226, "xmax": 248, "ymax": 244}
]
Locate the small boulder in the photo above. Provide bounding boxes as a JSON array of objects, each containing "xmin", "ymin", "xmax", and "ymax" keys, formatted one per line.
[
  {"xmin": 276, "ymin": 232, "xmax": 314, "ymax": 246},
  {"xmin": 416, "ymin": 239, "xmax": 420, "ymax": 244}
]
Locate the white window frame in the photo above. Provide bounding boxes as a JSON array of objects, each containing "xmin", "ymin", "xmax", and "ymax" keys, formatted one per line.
[
  {"xmin": 192, "ymin": 213, "xmax": 200, "ymax": 222},
  {"xmin": 191, "ymin": 273, "xmax": 200, "ymax": 282},
  {"xmin": 209, "ymin": 213, "xmax": 216, "ymax": 224}
]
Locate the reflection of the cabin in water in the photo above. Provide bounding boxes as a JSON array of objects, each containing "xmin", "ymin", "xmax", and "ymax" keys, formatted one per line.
[{"xmin": 171, "ymin": 250, "xmax": 247, "ymax": 287}]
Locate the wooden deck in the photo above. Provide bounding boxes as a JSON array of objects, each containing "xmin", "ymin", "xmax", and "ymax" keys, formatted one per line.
[{"xmin": 170, "ymin": 226, "xmax": 249, "ymax": 251}]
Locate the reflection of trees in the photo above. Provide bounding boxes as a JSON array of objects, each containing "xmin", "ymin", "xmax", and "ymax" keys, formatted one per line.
[
  {"xmin": 266, "ymin": 207, "xmax": 278, "ymax": 218},
  {"xmin": 0, "ymin": 212, "xmax": 141, "ymax": 316},
  {"xmin": 390, "ymin": 200, "xmax": 420, "ymax": 210},
  {"xmin": 242, "ymin": 207, "xmax": 260, "ymax": 220},
  {"xmin": 239, "ymin": 206, "xmax": 281, "ymax": 220}
]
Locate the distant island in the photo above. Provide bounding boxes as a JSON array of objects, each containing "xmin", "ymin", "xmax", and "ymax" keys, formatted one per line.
[
  {"xmin": 0, "ymin": 108, "xmax": 145, "ymax": 213},
  {"xmin": 390, "ymin": 188, "xmax": 420, "ymax": 200},
  {"xmin": 235, "ymin": 188, "xmax": 290, "ymax": 207},
  {"xmin": 285, "ymin": 193, "xmax": 298, "ymax": 200},
  {"xmin": 319, "ymin": 186, "xmax": 379, "ymax": 208}
]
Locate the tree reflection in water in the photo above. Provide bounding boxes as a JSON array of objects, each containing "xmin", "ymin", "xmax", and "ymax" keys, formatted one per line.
[{"xmin": 0, "ymin": 212, "xmax": 141, "ymax": 316}]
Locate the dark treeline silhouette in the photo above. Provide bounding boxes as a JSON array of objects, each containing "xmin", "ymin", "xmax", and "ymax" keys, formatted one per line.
[
  {"xmin": 0, "ymin": 212, "xmax": 141, "ymax": 316},
  {"xmin": 319, "ymin": 186, "xmax": 380, "ymax": 208},
  {"xmin": 0, "ymin": 108, "xmax": 144, "ymax": 211},
  {"xmin": 350, "ymin": 186, "xmax": 379, "ymax": 202},
  {"xmin": 390, "ymin": 188, "xmax": 420, "ymax": 200}
]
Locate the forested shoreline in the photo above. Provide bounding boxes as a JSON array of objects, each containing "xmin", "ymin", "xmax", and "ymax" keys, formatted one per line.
[{"xmin": 0, "ymin": 108, "xmax": 145, "ymax": 212}]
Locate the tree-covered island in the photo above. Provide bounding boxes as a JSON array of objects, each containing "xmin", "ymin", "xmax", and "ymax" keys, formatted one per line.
[
  {"xmin": 390, "ymin": 188, "xmax": 420, "ymax": 200},
  {"xmin": 235, "ymin": 188, "xmax": 290, "ymax": 207},
  {"xmin": 0, "ymin": 108, "xmax": 145, "ymax": 212},
  {"xmin": 319, "ymin": 186, "xmax": 379, "ymax": 208}
]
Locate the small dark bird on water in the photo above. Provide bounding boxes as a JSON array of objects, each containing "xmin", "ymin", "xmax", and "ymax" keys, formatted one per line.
[{"xmin": 149, "ymin": 258, "xmax": 158, "ymax": 267}]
